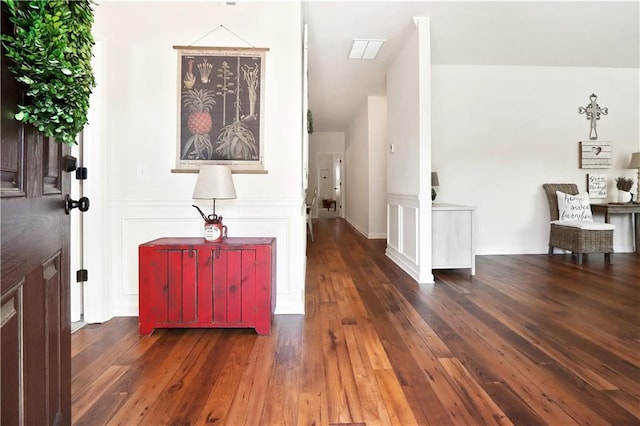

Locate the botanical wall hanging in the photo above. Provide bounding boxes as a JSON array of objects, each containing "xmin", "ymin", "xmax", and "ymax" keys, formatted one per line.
[
  {"xmin": 174, "ymin": 46, "xmax": 268, "ymax": 173},
  {"xmin": 1, "ymin": 0, "xmax": 95, "ymax": 145}
]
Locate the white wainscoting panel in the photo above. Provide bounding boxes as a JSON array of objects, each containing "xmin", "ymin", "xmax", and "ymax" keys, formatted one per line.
[
  {"xmin": 387, "ymin": 204, "xmax": 399, "ymax": 248},
  {"xmin": 386, "ymin": 194, "xmax": 421, "ymax": 281},
  {"xmin": 108, "ymin": 199, "xmax": 305, "ymax": 319},
  {"xmin": 402, "ymin": 205, "xmax": 418, "ymax": 261}
]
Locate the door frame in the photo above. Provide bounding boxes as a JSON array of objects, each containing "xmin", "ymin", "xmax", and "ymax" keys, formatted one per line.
[{"xmin": 77, "ymin": 38, "xmax": 110, "ymax": 324}]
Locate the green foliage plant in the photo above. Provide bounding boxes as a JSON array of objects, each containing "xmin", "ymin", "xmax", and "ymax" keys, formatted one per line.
[
  {"xmin": 1, "ymin": 0, "xmax": 96, "ymax": 145},
  {"xmin": 616, "ymin": 177, "xmax": 633, "ymax": 192},
  {"xmin": 307, "ymin": 109, "xmax": 313, "ymax": 134}
]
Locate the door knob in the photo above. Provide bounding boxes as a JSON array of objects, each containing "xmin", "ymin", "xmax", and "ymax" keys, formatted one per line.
[{"xmin": 64, "ymin": 195, "xmax": 90, "ymax": 214}]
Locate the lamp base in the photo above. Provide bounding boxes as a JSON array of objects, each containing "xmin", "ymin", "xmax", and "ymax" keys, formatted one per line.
[{"xmin": 204, "ymin": 222, "xmax": 227, "ymax": 242}]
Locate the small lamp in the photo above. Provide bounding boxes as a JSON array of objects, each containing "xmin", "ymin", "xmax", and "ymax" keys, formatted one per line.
[
  {"xmin": 192, "ymin": 165, "xmax": 236, "ymax": 242},
  {"xmin": 431, "ymin": 172, "xmax": 440, "ymax": 202},
  {"xmin": 628, "ymin": 152, "xmax": 640, "ymax": 203}
]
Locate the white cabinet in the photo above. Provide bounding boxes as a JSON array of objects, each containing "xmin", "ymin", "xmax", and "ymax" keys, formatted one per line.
[{"xmin": 432, "ymin": 204, "xmax": 475, "ymax": 275}]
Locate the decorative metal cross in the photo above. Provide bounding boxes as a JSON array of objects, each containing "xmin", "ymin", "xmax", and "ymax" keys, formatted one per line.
[{"xmin": 578, "ymin": 93, "xmax": 608, "ymax": 140}]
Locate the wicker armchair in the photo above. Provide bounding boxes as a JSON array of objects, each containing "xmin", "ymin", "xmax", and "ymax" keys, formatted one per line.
[{"xmin": 542, "ymin": 183, "xmax": 613, "ymax": 264}]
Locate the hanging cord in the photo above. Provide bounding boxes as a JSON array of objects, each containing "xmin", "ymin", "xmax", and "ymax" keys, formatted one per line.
[{"xmin": 188, "ymin": 24, "xmax": 255, "ymax": 48}]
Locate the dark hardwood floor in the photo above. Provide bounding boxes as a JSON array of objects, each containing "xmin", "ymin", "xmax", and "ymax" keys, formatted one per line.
[{"xmin": 72, "ymin": 218, "xmax": 640, "ymax": 425}]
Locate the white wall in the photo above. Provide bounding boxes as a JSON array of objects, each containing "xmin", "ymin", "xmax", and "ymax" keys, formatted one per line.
[
  {"xmin": 91, "ymin": 1, "xmax": 305, "ymax": 321},
  {"xmin": 432, "ymin": 65, "xmax": 640, "ymax": 254},
  {"xmin": 367, "ymin": 96, "xmax": 388, "ymax": 238},
  {"xmin": 344, "ymin": 96, "xmax": 388, "ymax": 238},
  {"xmin": 345, "ymin": 99, "xmax": 370, "ymax": 235},
  {"xmin": 386, "ymin": 18, "xmax": 433, "ymax": 284}
]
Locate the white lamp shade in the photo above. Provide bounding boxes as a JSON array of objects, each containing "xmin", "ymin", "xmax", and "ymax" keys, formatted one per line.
[
  {"xmin": 628, "ymin": 152, "xmax": 640, "ymax": 169},
  {"xmin": 192, "ymin": 165, "xmax": 237, "ymax": 200}
]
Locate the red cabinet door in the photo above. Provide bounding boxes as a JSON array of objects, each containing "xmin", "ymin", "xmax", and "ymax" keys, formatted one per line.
[
  {"xmin": 139, "ymin": 247, "xmax": 198, "ymax": 333},
  {"xmin": 208, "ymin": 248, "xmax": 257, "ymax": 325}
]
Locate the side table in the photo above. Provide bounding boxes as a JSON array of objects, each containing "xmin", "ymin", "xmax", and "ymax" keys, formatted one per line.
[{"xmin": 590, "ymin": 203, "xmax": 640, "ymax": 253}]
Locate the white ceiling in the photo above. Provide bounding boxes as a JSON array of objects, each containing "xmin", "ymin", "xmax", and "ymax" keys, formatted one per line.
[{"xmin": 304, "ymin": 1, "xmax": 640, "ymax": 132}]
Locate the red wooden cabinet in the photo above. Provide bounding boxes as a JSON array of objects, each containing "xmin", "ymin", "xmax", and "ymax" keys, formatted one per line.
[{"xmin": 138, "ymin": 237, "xmax": 276, "ymax": 335}]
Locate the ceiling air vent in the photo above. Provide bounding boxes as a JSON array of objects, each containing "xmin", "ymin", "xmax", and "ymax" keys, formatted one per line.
[{"xmin": 348, "ymin": 39, "xmax": 385, "ymax": 60}]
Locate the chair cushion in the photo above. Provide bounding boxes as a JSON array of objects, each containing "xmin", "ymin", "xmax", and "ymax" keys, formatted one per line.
[
  {"xmin": 551, "ymin": 220, "xmax": 615, "ymax": 230},
  {"xmin": 556, "ymin": 191, "xmax": 593, "ymax": 222}
]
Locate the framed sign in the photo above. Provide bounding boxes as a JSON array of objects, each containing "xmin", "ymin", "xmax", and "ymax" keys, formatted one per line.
[
  {"xmin": 173, "ymin": 46, "xmax": 268, "ymax": 173},
  {"xmin": 587, "ymin": 173, "xmax": 607, "ymax": 199}
]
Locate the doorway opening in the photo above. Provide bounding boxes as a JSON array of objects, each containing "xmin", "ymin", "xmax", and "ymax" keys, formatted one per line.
[{"xmin": 316, "ymin": 152, "xmax": 342, "ymax": 219}]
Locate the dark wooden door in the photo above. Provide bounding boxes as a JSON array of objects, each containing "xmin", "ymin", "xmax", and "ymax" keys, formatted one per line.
[{"xmin": 1, "ymin": 5, "xmax": 72, "ymax": 425}]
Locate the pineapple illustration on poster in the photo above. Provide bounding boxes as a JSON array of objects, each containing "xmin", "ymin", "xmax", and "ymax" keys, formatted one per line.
[{"xmin": 174, "ymin": 47, "xmax": 268, "ymax": 172}]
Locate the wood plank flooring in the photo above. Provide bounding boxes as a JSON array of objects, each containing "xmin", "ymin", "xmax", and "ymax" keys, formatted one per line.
[{"xmin": 72, "ymin": 218, "xmax": 640, "ymax": 425}]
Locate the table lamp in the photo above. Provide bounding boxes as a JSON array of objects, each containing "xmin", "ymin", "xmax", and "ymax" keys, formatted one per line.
[
  {"xmin": 431, "ymin": 172, "xmax": 440, "ymax": 202},
  {"xmin": 192, "ymin": 165, "xmax": 236, "ymax": 242},
  {"xmin": 629, "ymin": 152, "xmax": 640, "ymax": 203}
]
